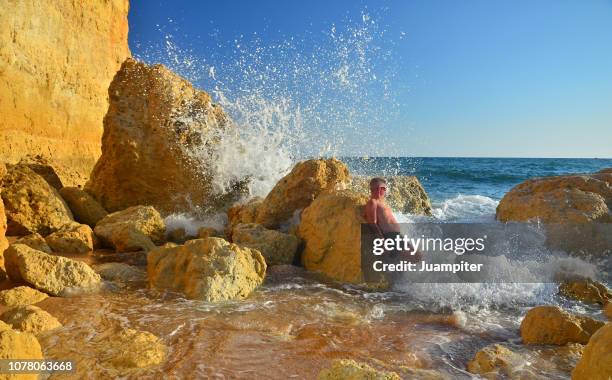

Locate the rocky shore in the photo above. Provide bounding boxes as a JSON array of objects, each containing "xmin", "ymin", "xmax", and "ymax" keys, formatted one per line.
[{"xmin": 0, "ymin": 1, "xmax": 610, "ymax": 378}]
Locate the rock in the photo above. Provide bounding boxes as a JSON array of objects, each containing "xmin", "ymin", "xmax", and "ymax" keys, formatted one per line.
[
  {"xmin": 94, "ymin": 262, "xmax": 146, "ymax": 283},
  {"xmin": 95, "ymin": 328, "xmax": 166, "ymax": 369},
  {"xmin": 59, "ymin": 187, "xmax": 108, "ymax": 227},
  {"xmin": 598, "ymin": 168, "xmax": 612, "ymax": 174},
  {"xmin": 17, "ymin": 155, "xmax": 63, "ymax": 190},
  {"xmin": 226, "ymin": 197, "xmax": 263, "ymax": 235},
  {"xmin": 520, "ymin": 305, "xmax": 604, "ymax": 345},
  {"xmin": 0, "ymin": 166, "xmax": 8, "ymax": 256},
  {"xmin": 45, "ymin": 222, "xmax": 95, "ymax": 254},
  {"xmin": 4, "ymin": 244, "xmax": 101, "ymax": 296},
  {"xmin": 466, "ymin": 344, "xmax": 523, "ymax": 377},
  {"xmin": 167, "ymin": 227, "xmax": 188, "ymax": 244},
  {"xmin": 94, "ymin": 206, "xmax": 165, "ymax": 252},
  {"xmin": 299, "ymin": 191, "xmax": 368, "ymax": 283},
  {"xmin": 0, "ymin": 286, "xmax": 49, "ymax": 307},
  {"xmin": 0, "ymin": 329, "xmax": 44, "ymax": 377},
  {"xmin": 197, "ymin": 226, "xmax": 222, "ymax": 239},
  {"xmin": 232, "ymin": 223, "xmax": 298, "ymax": 265},
  {"xmin": 256, "ymin": 158, "xmax": 351, "ymax": 228},
  {"xmin": 85, "ymin": 58, "xmax": 235, "ymax": 215},
  {"xmin": 14, "ymin": 233, "xmax": 52, "ymax": 253},
  {"xmin": 559, "ymin": 279, "xmax": 611, "ymax": 305},
  {"xmin": 317, "ymin": 359, "xmax": 401, "ymax": 380},
  {"xmin": 1, "ymin": 305, "xmax": 62, "ymax": 335},
  {"xmin": 497, "ymin": 171, "xmax": 611, "ymax": 223},
  {"xmin": 0, "ymin": 0, "xmax": 130, "ymax": 186},
  {"xmin": 572, "ymin": 322, "xmax": 612, "ymax": 380},
  {"xmin": 351, "ymin": 175, "xmax": 432, "ymax": 215},
  {"xmin": 0, "ymin": 165, "xmax": 74, "ymax": 235},
  {"xmin": 148, "ymin": 238, "xmax": 266, "ymax": 302},
  {"xmin": 605, "ymin": 302, "xmax": 612, "ymax": 320}
]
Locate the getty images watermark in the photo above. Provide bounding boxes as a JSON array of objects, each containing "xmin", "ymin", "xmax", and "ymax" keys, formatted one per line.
[{"xmin": 360, "ymin": 223, "xmax": 611, "ymax": 284}]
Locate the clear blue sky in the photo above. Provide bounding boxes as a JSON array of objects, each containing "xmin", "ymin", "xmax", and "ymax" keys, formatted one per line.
[{"xmin": 129, "ymin": 0, "xmax": 612, "ymax": 158}]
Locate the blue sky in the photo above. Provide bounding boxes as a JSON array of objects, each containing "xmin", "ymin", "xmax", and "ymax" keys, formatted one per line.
[{"xmin": 129, "ymin": 0, "xmax": 612, "ymax": 158}]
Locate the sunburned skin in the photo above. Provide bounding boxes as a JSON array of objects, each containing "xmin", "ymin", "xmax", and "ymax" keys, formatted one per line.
[{"xmin": 364, "ymin": 180, "xmax": 400, "ymax": 235}]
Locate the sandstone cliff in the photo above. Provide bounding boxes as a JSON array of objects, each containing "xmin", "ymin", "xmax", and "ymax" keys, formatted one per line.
[{"xmin": 0, "ymin": 0, "xmax": 130, "ymax": 186}]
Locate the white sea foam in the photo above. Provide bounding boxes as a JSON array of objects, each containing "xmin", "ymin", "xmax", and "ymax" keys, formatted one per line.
[{"xmin": 164, "ymin": 212, "xmax": 226, "ymax": 236}]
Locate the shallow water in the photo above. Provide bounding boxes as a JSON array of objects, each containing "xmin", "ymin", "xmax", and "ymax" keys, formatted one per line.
[{"xmin": 32, "ymin": 259, "xmax": 606, "ymax": 379}]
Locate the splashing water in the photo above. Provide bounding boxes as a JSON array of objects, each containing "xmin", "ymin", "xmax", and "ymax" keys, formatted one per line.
[{"xmin": 135, "ymin": 11, "xmax": 403, "ymax": 198}]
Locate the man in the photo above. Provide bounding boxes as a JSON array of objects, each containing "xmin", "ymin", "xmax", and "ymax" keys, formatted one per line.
[
  {"xmin": 364, "ymin": 177, "xmax": 400, "ymax": 238},
  {"xmin": 364, "ymin": 177, "xmax": 421, "ymax": 262}
]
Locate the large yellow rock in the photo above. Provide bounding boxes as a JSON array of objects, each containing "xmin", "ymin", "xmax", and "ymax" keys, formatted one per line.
[
  {"xmin": 317, "ymin": 359, "xmax": 401, "ymax": 380},
  {"xmin": 231, "ymin": 223, "xmax": 299, "ymax": 265},
  {"xmin": 0, "ymin": 0, "xmax": 130, "ymax": 186},
  {"xmin": 45, "ymin": 222, "xmax": 96, "ymax": 254},
  {"xmin": 497, "ymin": 171, "xmax": 611, "ymax": 223},
  {"xmin": 351, "ymin": 175, "xmax": 432, "ymax": 215},
  {"xmin": 94, "ymin": 206, "xmax": 165, "ymax": 252},
  {"xmin": 256, "ymin": 158, "xmax": 351, "ymax": 228},
  {"xmin": 226, "ymin": 197, "xmax": 263, "ymax": 236},
  {"xmin": 0, "ymin": 328, "xmax": 43, "ymax": 380},
  {"xmin": 466, "ymin": 344, "xmax": 522, "ymax": 377},
  {"xmin": 1, "ymin": 305, "xmax": 62, "ymax": 335},
  {"xmin": 520, "ymin": 305, "xmax": 604, "ymax": 345},
  {"xmin": 0, "ymin": 286, "xmax": 48, "ymax": 307},
  {"xmin": 559, "ymin": 279, "xmax": 611, "ymax": 305},
  {"xmin": 299, "ymin": 191, "xmax": 368, "ymax": 284},
  {"xmin": 4, "ymin": 244, "xmax": 101, "ymax": 296},
  {"xmin": 0, "ymin": 164, "xmax": 8, "ymax": 257},
  {"xmin": 85, "ymin": 58, "xmax": 231, "ymax": 215},
  {"xmin": 0, "ymin": 165, "xmax": 74, "ymax": 235},
  {"xmin": 572, "ymin": 322, "xmax": 612, "ymax": 380},
  {"xmin": 147, "ymin": 238, "xmax": 266, "ymax": 302},
  {"xmin": 59, "ymin": 187, "xmax": 108, "ymax": 227}
]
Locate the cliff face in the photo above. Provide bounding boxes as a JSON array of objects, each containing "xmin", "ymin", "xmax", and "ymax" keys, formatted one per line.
[{"xmin": 0, "ymin": 0, "xmax": 130, "ymax": 186}]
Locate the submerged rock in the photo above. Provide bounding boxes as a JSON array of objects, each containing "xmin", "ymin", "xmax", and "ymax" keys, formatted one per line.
[
  {"xmin": 147, "ymin": 238, "xmax": 266, "ymax": 302},
  {"xmin": 232, "ymin": 223, "xmax": 298, "ymax": 265},
  {"xmin": 559, "ymin": 279, "xmax": 611, "ymax": 305},
  {"xmin": 520, "ymin": 305, "xmax": 604, "ymax": 345},
  {"xmin": 45, "ymin": 222, "xmax": 96, "ymax": 254},
  {"xmin": 94, "ymin": 262, "xmax": 146, "ymax": 283},
  {"xmin": 299, "ymin": 191, "xmax": 368, "ymax": 283},
  {"xmin": 59, "ymin": 186, "xmax": 108, "ymax": 227},
  {"xmin": 14, "ymin": 232, "xmax": 52, "ymax": 253},
  {"xmin": 1, "ymin": 305, "xmax": 62, "ymax": 335},
  {"xmin": 256, "ymin": 158, "xmax": 350, "ymax": 228},
  {"xmin": 466, "ymin": 344, "xmax": 523, "ymax": 377},
  {"xmin": 4, "ymin": 244, "xmax": 101, "ymax": 296},
  {"xmin": 94, "ymin": 206, "xmax": 165, "ymax": 252},
  {"xmin": 351, "ymin": 175, "xmax": 432, "ymax": 215},
  {"xmin": 572, "ymin": 322, "xmax": 612, "ymax": 380},
  {"xmin": 0, "ymin": 286, "xmax": 48, "ymax": 307},
  {"xmin": 85, "ymin": 58, "xmax": 234, "ymax": 215},
  {"xmin": 317, "ymin": 359, "xmax": 401, "ymax": 380},
  {"xmin": 93, "ymin": 328, "xmax": 166, "ymax": 370},
  {"xmin": 0, "ymin": 164, "xmax": 74, "ymax": 235}
]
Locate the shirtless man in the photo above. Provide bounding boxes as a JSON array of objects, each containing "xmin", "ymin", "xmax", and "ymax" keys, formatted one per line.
[
  {"xmin": 364, "ymin": 177, "xmax": 400, "ymax": 238},
  {"xmin": 364, "ymin": 177, "xmax": 421, "ymax": 261}
]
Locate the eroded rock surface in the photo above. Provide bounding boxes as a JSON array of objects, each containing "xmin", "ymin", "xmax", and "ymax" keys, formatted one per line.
[
  {"xmin": 1, "ymin": 165, "xmax": 73, "ymax": 235},
  {"xmin": 520, "ymin": 305, "xmax": 604, "ymax": 345},
  {"xmin": 45, "ymin": 222, "xmax": 96, "ymax": 254},
  {"xmin": 148, "ymin": 238, "xmax": 266, "ymax": 302},
  {"xmin": 4, "ymin": 244, "xmax": 101, "ymax": 296},
  {"xmin": 317, "ymin": 359, "xmax": 401, "ymax": 380},
  {"xmin": 256, "ymin": 158, "xmax": 350, "ymax": 228},
  {"xmin": 59, "ymin": 187, "xmax": 108, "ymax": 227},
  {"xmin": 94, "ymin": 206, "xmax": 165, "ymax": 252},
  {"xmin": 232, "ymin": 223, "xmax": 298, "ymax": 265},
  {"xmin": 1, "ymin": 305, "xmax": 62, "ymax": 335},
  {"xmin": 85, "ymin": 58, "xmax": 233, "ymax": 215},
  {"xmin": 0, "ymin": 286, "xmax": 49, "ymax": 307},
  {"xmin": 572, "ymin": 322, "xmax": 612, "ymax": 380},
  {"xmin": 299, "ymin": 191, "xmax": 368, "ymax": 283}
]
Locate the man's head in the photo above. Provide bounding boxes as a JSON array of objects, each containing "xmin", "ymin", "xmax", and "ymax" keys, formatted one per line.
[{"xmin": 369, "ymin": 177, "xmax": 387, "ymax": 199}]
